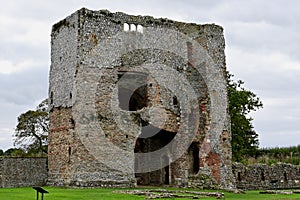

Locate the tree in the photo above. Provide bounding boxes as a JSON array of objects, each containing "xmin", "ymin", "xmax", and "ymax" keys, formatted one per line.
[
  {"xmin": 14, "ymin": 99, "xmax": 49, "ymax": 156},
  {"xmin": 3, "ymin": 148, "xmax": 25, "ymax": 157},
  {"xmin": 227, "ymin": 72, "xmax": 263, "ymax": 162},
  {"xmin": 0, "ymin": 149, "xmax": 3, "ymax": 156}
]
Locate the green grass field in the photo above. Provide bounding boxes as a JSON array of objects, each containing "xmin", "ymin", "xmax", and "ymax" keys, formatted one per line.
[{"xmin": 0, "ymin": 187, "xmax": 300, "ymax": 200}]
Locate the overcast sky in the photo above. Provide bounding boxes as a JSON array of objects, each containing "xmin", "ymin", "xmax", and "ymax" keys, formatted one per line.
[{"xmin": 0, "ymin": 0, "xmax": 299, "ymax": 150}]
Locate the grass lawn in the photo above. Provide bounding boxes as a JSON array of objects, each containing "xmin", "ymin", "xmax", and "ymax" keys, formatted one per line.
[{"xmin": 0, "ymin": 187, "xmax": 300, "ymax": 200}]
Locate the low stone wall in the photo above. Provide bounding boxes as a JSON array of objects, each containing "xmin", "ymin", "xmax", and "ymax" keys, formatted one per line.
[
  {"xmin": 187, "ymin": 174, "xmax": 219, "ymax": 189},
  {"xmin": 233, "ymin": 162, "xmax": 300, "ymax": 190},
  {"xmin": 0, "ymin": 157, "xmax": 48, "ymax": 188},
  {"xmin": 1, "ymin": 158, "xmax": 299, "ymax": 190}
]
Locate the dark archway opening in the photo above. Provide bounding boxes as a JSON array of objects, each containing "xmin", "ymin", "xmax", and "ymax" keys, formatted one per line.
[
  {"xmin": 284, "ymin": 171, "xmax": 288, "ymax": 183},
  {"xmin": 118, "ymin": 87, "xmax": 147, "ymax": 111},
  {"xmin": 163, "ymin": 155, "xmax": 170, "ymax": 185},
  {"xmin": 134, "ymin": 122, "xmax": 176, "ymax": 185},
  {"xmin": 188, "ymin": 142, "xmax": 200, "ymax": 175},
  {"xmin": 237, "ymin": 172, "xmax": 242, "ymax": 182},
  {"xmin": 136, "ymin": 121, "xmax": 176, "ymax": 153},
  {"xmin": 118, "ymin": 71, "xmax": 148, "ymax": 111}
]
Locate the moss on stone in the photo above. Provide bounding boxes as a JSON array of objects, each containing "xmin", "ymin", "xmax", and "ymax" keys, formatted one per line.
[{"xmin": 52, "ymin": 19, "xmax": 70, "ymax": 33}]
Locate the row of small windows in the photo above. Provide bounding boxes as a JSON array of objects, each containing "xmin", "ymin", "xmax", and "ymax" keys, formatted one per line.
[{"xmin": 123, "ymin": 23, "xmax": 143, "ymax": 33}]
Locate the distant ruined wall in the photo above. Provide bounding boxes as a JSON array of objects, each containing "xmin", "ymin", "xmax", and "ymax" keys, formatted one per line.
[
  {"xmin": 0, "ymin": 158, "xmax": 48, "ymax": 188},
  {"xmin": 48, "ymin": 8, "xmax": 234, "ymax": 189},
  {"xmin": 1, "ymin": 157, "xmax": 300, "ymax": 190},
  {"xmin": 233, "ymin": 162, "xmax": 300, "ymax": 190}
]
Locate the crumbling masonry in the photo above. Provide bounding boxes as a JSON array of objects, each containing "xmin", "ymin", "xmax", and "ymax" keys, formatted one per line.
[
  {"xmin": 233, "ymin": 162, "xmax": 300, "ymax": 190},
  {"xmin": 48, "ymin": 8, "xmax": 234, "ymax": 188}
]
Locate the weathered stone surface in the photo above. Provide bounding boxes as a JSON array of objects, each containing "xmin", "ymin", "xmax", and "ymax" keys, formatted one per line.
[
  {"xmin": 233, "ymin": 162, "xmax": 300, "ymax": 190},
  {"xmin": 117, "ymin": 189, "xmax": 225, "ymax": 199},
  {"xmin": 48, "ymin": 8, "xmax": 234, "ymax": 188},
  {"xmin": 0, "ymin": 157, "xmax": 47, "ymax": 188}
]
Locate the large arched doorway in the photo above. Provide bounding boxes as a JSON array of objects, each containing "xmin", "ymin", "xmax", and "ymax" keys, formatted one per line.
[
  {"xmin": 117, "ymin": 70, "xmax": 179, "ymax": 185},
  {"xmin": 134, "ymin": 123, "xmax": 176, "ymax": 185}
]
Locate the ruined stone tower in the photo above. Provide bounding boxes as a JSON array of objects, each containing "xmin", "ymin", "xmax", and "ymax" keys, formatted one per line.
[{"xmin": 48, "ymin": 8, "xmax": 234, "ymax": 188}]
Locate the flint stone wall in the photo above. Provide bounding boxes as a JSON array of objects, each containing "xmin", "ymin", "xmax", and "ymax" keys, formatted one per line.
[
  {"xmin": 0, "ymin": 157, "xmax": 48, "ymax": 188},
  {"xmin": 48, "ymin": 8, "xmax": 234, "ymax": 189},
  {"xmin": 233, "ymin": 162, "xmax": 300, "ymax": 190}
]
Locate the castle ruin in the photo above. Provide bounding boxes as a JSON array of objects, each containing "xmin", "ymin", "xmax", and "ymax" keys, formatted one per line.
[{"xmin": 48, "ymin": 8, "xmax": 234, "ymax": 189}]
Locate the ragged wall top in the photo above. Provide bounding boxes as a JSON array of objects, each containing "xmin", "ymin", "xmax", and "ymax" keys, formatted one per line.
[{"xmin": 49, "ymin": 7, "xmax": 226, "ymax": 110}]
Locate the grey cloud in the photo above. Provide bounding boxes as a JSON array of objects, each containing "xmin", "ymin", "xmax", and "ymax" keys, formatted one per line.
[
  {"xmin": 226, "ymin": 25, "xmax": 300, "ymax": 60},
  {"xmin": 0, "ymin": 42, "xmax": 49, "ymax": 62},
  {"xmin": 210, "ymin": 0, "xmax": 299, "ymax": 25},
  {"xmin": 0, "ymin": 67, "xmax": 48, "ymax": 106},
  {"xmin": 0, "ymin": 0, "xmax": 300, "ymax": 150},
  {"xmin": 259, "ymin": 130, "xmax": 300, "ymax": 147}
]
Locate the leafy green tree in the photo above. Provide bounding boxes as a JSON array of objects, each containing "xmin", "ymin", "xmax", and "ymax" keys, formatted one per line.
[
  {"xmin": 227, "ymin": 72, "xmax": 263, "ymax": 162},
  {"xmin": 4, "ymin": 148, "xmax": 25, "ymax": 157},
  {"xmin": 14, "ymin": 99, "xmax": 49, "ymax": 156},
  {"xmin": 0, "ymin": 149, "xmax": 3, "ymax": 156}
]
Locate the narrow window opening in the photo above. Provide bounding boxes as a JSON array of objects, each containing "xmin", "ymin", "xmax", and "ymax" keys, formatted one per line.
[
  {"xmin": 192, "ymin": 143, "xmax": 199, "ymax": 174},
  {"xmin": 50, "ymin": 91, "xmax": 54, "ymax": 104},
  {"xmin": 137, "ymin": 25, "xmax": 143, "ymax": 33},
  {"xmin": 70, "ymin": 118, "xmax": 75, "ymax": 128},
  {"xmin": 124, "ymin": 23, "xmax": 129, "ymax": 31},
  {"xmin": 70, "ymin": 92, "xmax": 72, "ymax": 99},
  {"xmin": 68, "ymin": 147, "xmax": 71, "ymax": 163},
  {"xmin": 130, "ymin": 24, "xmax": 136, "ymax": 31},
  {"xmin": 238, "ymin": 172, "xmax": 242, "ymax": 182},
  {"xmin": 173, "ymin": 96, "xmax": 178, "ymax": 106},
  {"xmin": 126, "ymin": 135, "xmax": 128, "ymax": 138},
  {"xmin": 284, "ymin": 172, "xmax": 288, "ymax": 182},
  {"xmin": 261, "ymin": 171, "xmax": 265, "ymax": 181}
]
